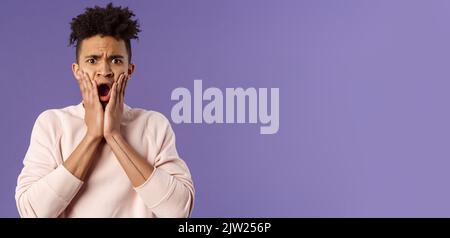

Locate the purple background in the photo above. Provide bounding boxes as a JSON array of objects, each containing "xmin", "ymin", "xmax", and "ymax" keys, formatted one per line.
[{"xmin": 2, "ymin": 0, "xmax": 450, "ymax": 217}]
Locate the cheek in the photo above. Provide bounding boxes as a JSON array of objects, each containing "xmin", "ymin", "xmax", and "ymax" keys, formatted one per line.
[
  {"xmin": 113, "ymin": 68, "xmax": 128, "ymax": 79},
  {"xmin": 86, "ymin": 71, "xmax": 96, "ymax": 80},
  {"xmin": 80, "ymin": 66, "xmax": 95, "ymax": 78}
]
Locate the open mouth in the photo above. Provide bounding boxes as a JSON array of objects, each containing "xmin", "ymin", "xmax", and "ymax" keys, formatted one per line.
[{"xmin": 98, "ymin": 84, "xmax": 111, "ymax": 102}]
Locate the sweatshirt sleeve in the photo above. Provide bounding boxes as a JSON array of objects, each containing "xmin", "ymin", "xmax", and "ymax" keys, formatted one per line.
[
  {"xmin": 15, "ymin": 110, "xmax": 83, "ymax": 218},
  {"xmin": 134, "ymin": 113, "xmax": 195, "ymax": 218}
]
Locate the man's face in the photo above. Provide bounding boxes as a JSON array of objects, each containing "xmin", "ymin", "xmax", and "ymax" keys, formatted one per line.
[{"xmin": 72, "ymin": 35, "xmax": 135, "ymax": 107}]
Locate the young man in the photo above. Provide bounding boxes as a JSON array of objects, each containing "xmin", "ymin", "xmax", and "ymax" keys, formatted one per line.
[{"xmin": 15, "ymin": 3, "xmax": 195, "ymax": 218}]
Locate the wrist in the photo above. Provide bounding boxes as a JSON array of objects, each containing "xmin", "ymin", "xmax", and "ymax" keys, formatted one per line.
[
  {"xmin": 84, "ymin": 133, "xmax": 103, "ymax": 144},
  {"xmin": 104, "ymin": 131, "xmax": 121, "ymax": 142}
]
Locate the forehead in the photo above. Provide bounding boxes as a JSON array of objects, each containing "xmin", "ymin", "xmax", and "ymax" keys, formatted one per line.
[{"xmin": 79, "ymin": 35, "xmax": 127, "ymax": 55}]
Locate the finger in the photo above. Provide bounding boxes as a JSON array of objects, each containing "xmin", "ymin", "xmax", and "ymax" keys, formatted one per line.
[
  {"xmin": 76, "ymin": 71, "xmax": 83, "ymax": 88},
  {"xmin": 84, "ymin": 72, "xmax": 93, "ymax": 89},
  {"xmin": 83, "ymin": 71, "xmax": 90, "ymax": 80},
  {"xmin": 124, "ymin": 75, "xmax": 129, "ymax": 90},
  {"xmin": 115, "ymin": 75, "xmax": 121, "ymax": 104},
  {"xmin": 89, "ymin": 78, "xmax": 97, "ymax": 94},
  {"xmin": 123, "ymin": 75, "xmax": 130, "ymax": 97},
  {"xmin": 84, "ymin": 73, "xmax": 97, "ymax": 103},
  {"xmin": 122, "ymin": 75, "xmax": 130, "ymax": 103},
  {"xmin": 83, "ymin": 73, "xmax": 92, "ymax": 99},
  {"xmin": 91, "ymin": 80, "xmax": 99, "ymax": 97},
  {"xmin": 119, "ymin": 75, "xmax": 125, "ymax": 104},
  {"xmin": 80, "ymin": 72, "xmax": 87, "ymax": 87},
  {"xmin": 109, "ymin": 81, "xmax": 118, "ymax": 107},
  {"xmin": 80, "ymin": 72, "xmax": 89, "ymax": 93},
  {"xmin": 91, "ymin": 80, "xmax": 102, "ymax": 106},
  {"xmin": 79, "ymin": 71, "xmax": 93, "ymax": 104},
  {"xmin": 80, "ymin": 77, "xmax": 89, "ymax": 103},
  {"xmin": 118, "ymin": 74, "xmax": 124, "ymax": 96},
  {"xmin": 120, "ymin": 75, "xmax": 125, "ymax": 104},
  {"xmin": 78, "ymin": 77, "xmax": 86, "ymax": 98},
  {"xmin": 120, "ymin": 75, "xmax": 128, "ymax": 104},
  {"xmin": 85, "ymin": 73, "xmax": 97, "ymax": 98}
]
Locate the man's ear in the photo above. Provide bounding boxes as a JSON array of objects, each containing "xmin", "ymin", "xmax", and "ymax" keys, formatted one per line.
[
  {"xmin": 127, "ymin": 63, "xmax": 135, "ymax": 78},
  {"xmin": 72, "ymin": 63, "xmax": 81, "ymax": 81}
]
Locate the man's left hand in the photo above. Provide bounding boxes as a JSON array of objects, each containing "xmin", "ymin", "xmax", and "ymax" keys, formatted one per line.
[{"xmin": 104, "ymin": 73, "xmax": 129, "ymax": 139}]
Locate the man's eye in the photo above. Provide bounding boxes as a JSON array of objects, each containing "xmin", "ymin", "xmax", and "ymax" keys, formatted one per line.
[
  {"xmin": 112, "ymin": 58, "xmax": 122, "ymax": 64},
  {"xmin": 87, "ymin": 59, "xmax": 96, "ymax": 64}
]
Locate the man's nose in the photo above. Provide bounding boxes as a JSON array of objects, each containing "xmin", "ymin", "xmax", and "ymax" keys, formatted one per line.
[{"xmin": 96, "ymin": 61, "xmax": 113, "ymax": 78}]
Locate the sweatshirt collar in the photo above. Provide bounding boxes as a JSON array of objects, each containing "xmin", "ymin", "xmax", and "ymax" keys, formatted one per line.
[{"xmin": 73, "ymin": 101, "xmax": 131, "ymax": 120}]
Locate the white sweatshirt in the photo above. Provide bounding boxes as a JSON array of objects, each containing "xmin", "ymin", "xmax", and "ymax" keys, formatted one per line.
[{"xmin": 15, "ymin": 102, "xmax": 195, "ymax": 218}]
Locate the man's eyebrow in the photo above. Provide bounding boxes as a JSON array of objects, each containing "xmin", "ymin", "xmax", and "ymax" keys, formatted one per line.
[
  {"xmin": 83, "ymin": 54, "xmax": 125, "ymax": 59},
  {"xmin": 109, "ymin": 55, "xmax": 125, "ymax": 59},
  {"xmin": 84, "ymin": 54, "xmax": 101, "ymax": 59}
]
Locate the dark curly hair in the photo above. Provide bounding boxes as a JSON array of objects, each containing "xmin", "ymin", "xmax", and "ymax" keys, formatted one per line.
[{"xmin": 69, "ymin": 3, "xmax": 140, "ymax": 62}]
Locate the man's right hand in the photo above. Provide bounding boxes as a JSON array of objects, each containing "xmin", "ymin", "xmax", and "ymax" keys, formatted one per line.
[{"xmin": 76, "ymin": 71, "xmax": 104, "ymax": 139}]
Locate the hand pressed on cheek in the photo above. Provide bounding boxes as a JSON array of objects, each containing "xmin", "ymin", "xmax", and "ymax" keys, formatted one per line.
[{"xmin": 104, "ymin": 74, "xmax": 128, "ymax": 137}]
